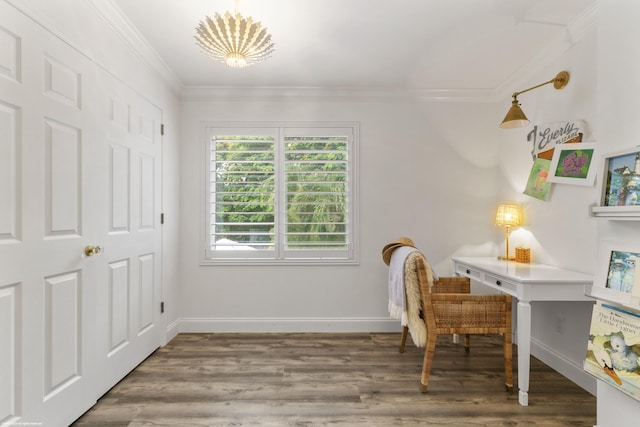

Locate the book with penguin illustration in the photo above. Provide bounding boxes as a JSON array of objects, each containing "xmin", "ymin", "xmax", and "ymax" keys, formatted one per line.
[{"xmin": 584, "ymin": 303, "xmax": 640, "ymax": 401}]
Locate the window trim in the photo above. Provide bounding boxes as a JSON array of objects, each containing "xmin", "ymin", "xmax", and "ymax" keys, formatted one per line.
[{"xmin": 200, "ymin": 121, "xmax": 359, "ymax": 266}]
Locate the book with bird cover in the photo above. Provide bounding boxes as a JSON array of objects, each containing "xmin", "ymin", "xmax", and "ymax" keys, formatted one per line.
[{"xmin": 584, "ymin": 302, "xmax": 640, "ymax": 401}]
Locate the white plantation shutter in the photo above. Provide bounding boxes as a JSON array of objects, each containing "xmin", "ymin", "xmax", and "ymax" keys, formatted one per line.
[
  {"xmin": 203, "ymin": 123, "xmax": 358, "ymax": 264},
  {"xmin": 282, "ymin": 128, "xmax": 350, "ymax": 259},
  {"xmin": 210, "ymin": 132, "xmax": 276, "ymax": 253}
]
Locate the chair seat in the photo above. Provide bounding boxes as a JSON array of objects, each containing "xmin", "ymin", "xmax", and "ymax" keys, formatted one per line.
[{"xmin": 431, "ymin": 294, "xmax": 512, "ymax": 331}]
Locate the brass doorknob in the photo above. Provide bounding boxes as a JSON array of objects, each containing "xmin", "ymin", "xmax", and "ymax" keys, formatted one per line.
[{"xmin": 84, "ymin": 245, "xmax": 103, "ymax": 256}]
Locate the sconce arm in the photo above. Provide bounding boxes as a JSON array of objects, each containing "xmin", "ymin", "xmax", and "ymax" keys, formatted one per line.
[{"xmin": 511, "ymin": 71, "xmax": 570, "ymax": 99}]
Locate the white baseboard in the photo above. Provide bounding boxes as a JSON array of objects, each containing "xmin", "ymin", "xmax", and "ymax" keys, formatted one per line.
[
  {"xmin": 176, "ymin": 317, "xmax": 401, "ymax": 333},
  {"xmin": 531, "ymin": 337, "xmax": 596, "ymax": 395},
  {"xmin": 164, "ymin": 318, "xmax": 181, "ymax": 344}
]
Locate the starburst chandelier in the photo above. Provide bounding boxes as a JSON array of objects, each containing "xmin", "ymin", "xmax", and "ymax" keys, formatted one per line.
[{"xmin": 194, "ymin": 0, "xmax": 275, "ymax": 68}]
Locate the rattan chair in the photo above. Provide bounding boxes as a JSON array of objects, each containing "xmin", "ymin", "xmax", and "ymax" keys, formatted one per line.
[{"xmin": 399, "ymin": 251, "xmax": 513, "ymax": 393}]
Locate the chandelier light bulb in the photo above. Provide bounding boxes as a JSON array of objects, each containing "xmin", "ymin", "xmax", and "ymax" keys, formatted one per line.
[{"xmin": 226, "ymin": 52, "xmax": 248, "ymax": 68}]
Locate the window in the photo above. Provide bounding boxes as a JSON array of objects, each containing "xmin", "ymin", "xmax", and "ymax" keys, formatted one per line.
[{"xmin": 202, "ymin": 123, "xmax": 358, "ymax": 264}]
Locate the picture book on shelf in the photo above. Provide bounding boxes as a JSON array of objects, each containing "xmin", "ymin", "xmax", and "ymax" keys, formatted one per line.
[{"xmin": 584, "ymin": 303, "xmax": 640, "ymax": 401}]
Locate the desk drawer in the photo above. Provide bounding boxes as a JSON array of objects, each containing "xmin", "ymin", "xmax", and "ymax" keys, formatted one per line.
[
  {"xmin": 484, "ymin": 273, "xmax": 518, "ymax": 296},
  {"xmin": 455, "ymin": 263, "xmax": 482, "ymax": 281}
]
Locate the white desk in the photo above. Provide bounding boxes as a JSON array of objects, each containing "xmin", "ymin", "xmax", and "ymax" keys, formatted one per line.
[{"xmin": 451, "ymin": 257, "xmax": 593, "ymax": 406}]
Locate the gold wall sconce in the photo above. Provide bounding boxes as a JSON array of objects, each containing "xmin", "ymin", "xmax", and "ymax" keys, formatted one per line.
[
  {"xmin": 499, "ymin": 71, "xmax": 570, "ymax": 129},
  {"xmin": 495, "ymin": 204, "xmax": 521, "ymax": 260}
]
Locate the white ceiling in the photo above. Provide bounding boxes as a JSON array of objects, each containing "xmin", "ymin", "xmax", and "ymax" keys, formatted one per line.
[{"xmin": 109, "ymin": 0, "xmax": 596, "ymax": 92}]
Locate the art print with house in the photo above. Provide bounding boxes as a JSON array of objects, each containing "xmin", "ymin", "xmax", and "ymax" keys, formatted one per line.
[
  {"xmin": 584, "ymin": 303, "xmax": 640, "ymax": 402},
  {"xmin": 602, "ymin": 148, "xmax": 640, "ymax": 207}
]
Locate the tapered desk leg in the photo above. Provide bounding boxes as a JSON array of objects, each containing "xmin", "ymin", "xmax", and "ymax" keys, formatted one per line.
[{"xmin": 517, "ymin": 300, "xmax": 532, "ymax": 406}]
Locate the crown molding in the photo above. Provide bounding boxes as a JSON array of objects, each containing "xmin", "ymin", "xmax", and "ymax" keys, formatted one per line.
[
  {"xmin": 410, "ymin": 88, "xmax": 499, "ymax": 103},
  {"xmin": 181, "ymin": 85, "xmax": 414, "ymax": 102},
  {"xmin": 88, "ymin": 0, "xmax": 183, "ymax": 94},
  {"xmin": 416, "ymin": 2, "xmax": 596, "ymax": 104},
  {"xmin": 3, "ymin": 0, "xmax": 183, "ymax": 95},
  {"xmin": 493, "ymin": 1, "xmax": 597, "ymax": 101},
  {"xmin": 183, "ymin": 2, "xmax": 595, "ymax": 105},
  {"xmin": 566, "ymin": 1, "xmax": 598, "ymax": 45},
  {"xmin": 90, "ymin": 0, "xmax": 595, "ymax": 104}
]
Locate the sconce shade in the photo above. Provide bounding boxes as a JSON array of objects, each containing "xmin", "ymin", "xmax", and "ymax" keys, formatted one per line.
[
  {"xmin": 495, "ymin": 204, "xmax": 521, "ymax": 227},
  {"xmin": 499, "ymin": 71, "xmax": 570, "ymax": 129},
  {"xmin": 500, "ymin": 99, "xmax": 530, "ymax": 129}
]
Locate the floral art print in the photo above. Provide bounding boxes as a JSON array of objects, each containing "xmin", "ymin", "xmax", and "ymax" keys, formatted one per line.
[{"xmin": 548, "ymin": 143, "xmax": 597, "ymax": 186}]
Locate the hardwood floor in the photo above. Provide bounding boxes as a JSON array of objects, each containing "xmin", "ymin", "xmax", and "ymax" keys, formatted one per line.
[{"xmin": 73, "ymin": 333, "xmax": 596, "ymax": 426}]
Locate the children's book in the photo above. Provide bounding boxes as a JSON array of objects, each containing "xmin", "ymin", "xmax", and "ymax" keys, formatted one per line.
[{"xmin": 584, "ymin": 303, "xmax": 640, "ymax": 401}]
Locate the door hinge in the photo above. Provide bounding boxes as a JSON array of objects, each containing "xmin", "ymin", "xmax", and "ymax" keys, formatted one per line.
[
  {"xmin": 160, "ymin": 301, "xmax": 165, "ymax": 314},
  {"xmin": 160, "ymin": 213, "xmax": 165, "ymax": 224},
  {"xmin": 160, "ymin": 124, "xmax": 165, "ymax": 136}
]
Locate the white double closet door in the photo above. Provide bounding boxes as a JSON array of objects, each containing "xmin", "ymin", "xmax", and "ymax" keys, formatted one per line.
[{"xmin": 0, "ymin": 3, "xmax": 163, "ymax": 426}]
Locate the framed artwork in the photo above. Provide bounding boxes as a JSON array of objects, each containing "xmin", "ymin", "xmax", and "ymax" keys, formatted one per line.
[
  {"xmin": 591, "ymin": 146, "xmax": 640, "ymax": 217},
  {"xmin": 591, "ymin": 241, "xmax": 640, "ymax": 310},
  {"xmin": 547, "ymin": 143, "xmax": 597, "ymax": 186},
  {"xmin": 600, "ymin": 147, "xmax": 640, "ymax": 207}
]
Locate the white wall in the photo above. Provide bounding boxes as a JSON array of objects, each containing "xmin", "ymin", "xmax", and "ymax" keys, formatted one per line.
[
  {"xmin": 177, "ymin": 92, "xmax": 499, "ymax": 332},
  {"xmin": 595, "ymin": 0, "xmax": 640, "ymax": 425},
  {"xmin": 489, "ymin": 0, "xmax": 640, "ymax": 422},
  {"xmin": 492, "ymin": 27, "xmax": 599, "ymax": 394}
]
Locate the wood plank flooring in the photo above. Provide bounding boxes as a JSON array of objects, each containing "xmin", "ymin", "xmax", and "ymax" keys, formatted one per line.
[{"xmin": 72, "ymin": 333, "xmax": 596, "ymax": 426}]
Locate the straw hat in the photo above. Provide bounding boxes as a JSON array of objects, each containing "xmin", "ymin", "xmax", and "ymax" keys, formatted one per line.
[{"xmin": 381, "ymin": 237, "xmax": 415, "ymax": 266}]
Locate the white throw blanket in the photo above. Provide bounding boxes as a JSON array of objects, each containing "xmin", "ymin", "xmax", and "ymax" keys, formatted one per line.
[{"xmin": 387, "ymin": 246, "xmax": 418, "ymax": 326}]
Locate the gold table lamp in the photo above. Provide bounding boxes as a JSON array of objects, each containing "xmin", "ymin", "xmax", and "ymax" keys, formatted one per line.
[{"xmin": 495, "ymin": 204, "xmax": 521, "ymax": 260}]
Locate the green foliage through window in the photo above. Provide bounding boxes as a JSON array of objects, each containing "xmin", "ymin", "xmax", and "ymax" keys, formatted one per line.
[
  {"xmin": 207, "ymin": 127, "xmax": 354, "ymax": 260},
  {"xmin": 212, "ymin": 136, "xmax": 276, "ymax": 248},
  {"xmin": 284, "ymin": 137, "xmax": 348, "ymax": 249}
]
